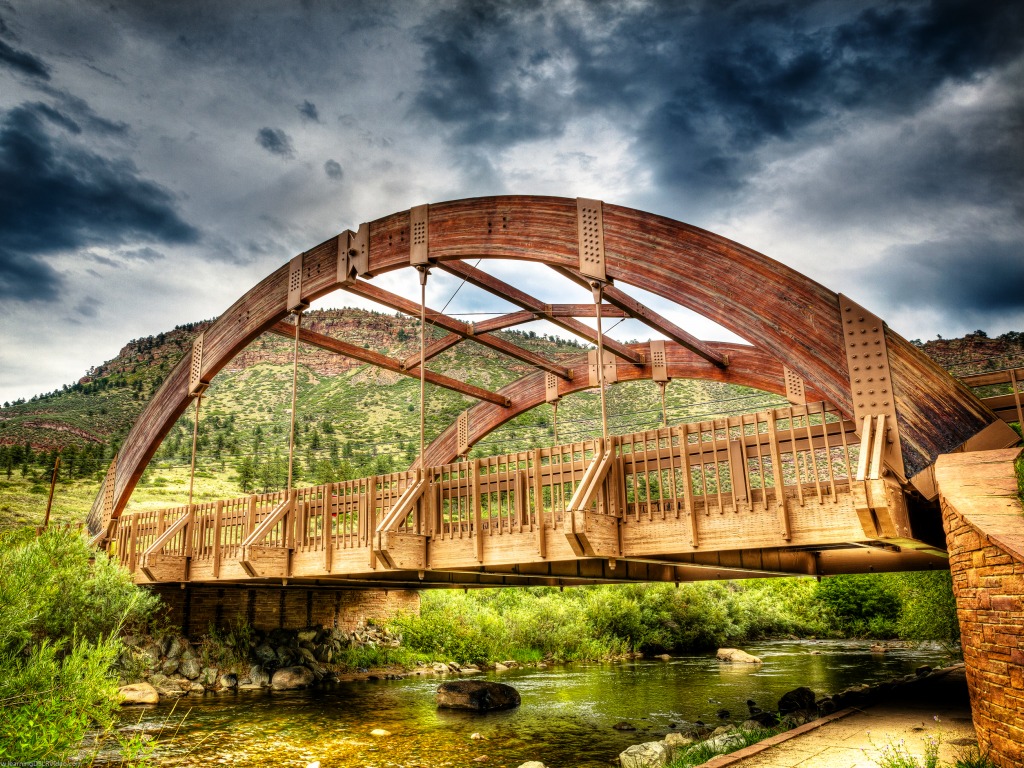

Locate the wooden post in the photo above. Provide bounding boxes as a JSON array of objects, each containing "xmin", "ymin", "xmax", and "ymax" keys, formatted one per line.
[
  {"xmin": 43, "ymin": 450, "xmax": 61, "ymax": 529},
  {"xmin": 471, "ymin": 458, "xmax": 483, "ymax": 562},
  {"xmin": 766, "ymin": 411, "xmax": 792, "ymax": 541},
  {"xmin": 212, "ymin": 500, "xmax": 224, "ymax": 578}
]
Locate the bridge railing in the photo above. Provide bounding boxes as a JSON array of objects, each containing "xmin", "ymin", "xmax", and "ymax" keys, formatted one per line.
[{"xmin": 108, "ymin": 401, "xmax": 860, "ymax": 577}]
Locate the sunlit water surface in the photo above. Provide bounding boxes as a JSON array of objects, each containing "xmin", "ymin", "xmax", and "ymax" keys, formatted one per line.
[{"xmin": 125, "ymin": 640, "xmax": 950, "ymax": 768}]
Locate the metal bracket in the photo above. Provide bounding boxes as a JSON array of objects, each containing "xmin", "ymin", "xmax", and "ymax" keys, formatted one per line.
[
  {"xmin": 588, "ymin": 350, "xmax": 618, "ymax": 386},
  {"xmin": 839, "ymin": 295, "xmax": 905, "ymax": 479},
  {"xmin": 650, "ymin": 340, "xmax": 669, "ymax": 383},
  {"xmin": 544, "ymin": 372, "xmax": 561, "ymax": 403},
  {"xmin": 287, "ymin": 253, "xmax": 309, "ymax": 312},
  {"xmin": 410, "ymin": 204, "xmax": 429, "ymax": 266},
  {"xmin": 457, "ymin": 412, "xmax": 470, "ymax": 457},
  {"xmin": 577, "ymin": 198, "xmax": 606, "ymax": 281},
  {"xmin": 337, "ymin": 224, "xmax": 370, "ymax": 283},
  {"xmin": 783, "ymin": 366, "xmax": 806, "ymax": 405},
  {"xmin": 188, "ymin": 332, "xmax": 210, "ymax": 396}
]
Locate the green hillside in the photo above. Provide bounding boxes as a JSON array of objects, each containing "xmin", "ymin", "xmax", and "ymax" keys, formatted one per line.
[{"xmin": 2, "ymin": 311, "xmax": 1022, "ymax": 527}]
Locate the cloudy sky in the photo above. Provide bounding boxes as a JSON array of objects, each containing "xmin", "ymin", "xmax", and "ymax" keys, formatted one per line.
[{"xmin": 1, "ymin": 0, "xmax": 1022, "ymax": 404}]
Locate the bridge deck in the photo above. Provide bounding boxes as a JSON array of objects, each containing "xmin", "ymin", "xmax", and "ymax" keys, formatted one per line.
[{"xmin": 109, "ymin": 402, "xmax": 950, "ymax": 589}]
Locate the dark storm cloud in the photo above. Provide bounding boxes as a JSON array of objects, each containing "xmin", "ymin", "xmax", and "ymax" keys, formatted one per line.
[
  {"xmin": 256, "ymin": 127, "xmax": 295, "ymax": 158},
  {"xmin": 0, "ymin": 37, "xmax": 50, "ymax": 79},
  {"xmin": 324, "ymin": 159, "xmax": 343, "ymax": 180},
  {"xmin": 298, "ymin": 100, "xmax": 320, "ymax": 122},
  {"xmin": 0, "ymin": 102, "xmax": 198, "ymax": 302},
  {"xmin": 872, "ymin": 239, "xmax": 1024, "ymax": 317},
  {"xmin": 415, "ymin": 0, "xmax": 1024, "ymax": 206}
]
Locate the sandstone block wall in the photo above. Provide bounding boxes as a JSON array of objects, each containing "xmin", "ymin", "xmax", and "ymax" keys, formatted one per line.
[
  {"xmin": 149, "ymin": 585, "xmax": 420, "ymax": 636},
  {"xmin": 938, "ymin": 448, "xmax": 1024, "ymax": 768}
]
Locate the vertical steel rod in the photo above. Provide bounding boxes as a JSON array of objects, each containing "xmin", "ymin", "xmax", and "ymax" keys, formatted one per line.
[
  {"xmin": 419, "ymin": 267, "xmax": 430, "ymax": 467},
  {"xmin": 287, "ymin": 311, "xmax": 302, "ymax": 492},
  {"xmin": 187, "ymin": 393, "xmax": 202, "ymax": 508},
  {"xmin": 593, "ymin": 281, "xmax": 609, "ymax": 441}
]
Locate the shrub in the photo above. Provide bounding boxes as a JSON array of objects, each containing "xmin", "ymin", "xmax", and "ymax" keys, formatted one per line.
[
  {"xmin": 815, "ymin": 574, "xmax": 901, "ymax": 638},
  {"xmin": 0, "ymin": 527, "xmax": 159, "ymax": 763}
]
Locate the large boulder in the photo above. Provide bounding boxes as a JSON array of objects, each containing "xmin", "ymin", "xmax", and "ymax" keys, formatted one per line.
[
  {"xmin": 436, "ymin": 680, "xmax": 521, "ymax": 712},
  {"xmin": 619, "ymin": 741, "xmax": 670, "ymax": 768},
  {"xmin": 778, "ymin": 686, "xmax": 816, "ymax": 715},
  {"xmin": 716, "ymin": 648, "xmax": 762, "ymax": 664},
  {"xmin": 119, "ymin": 683, "xmax": 159, "ymax": 705},
  {"xmin": 272, "ymin": 666, "xmax": 316, "ymax": 690}
]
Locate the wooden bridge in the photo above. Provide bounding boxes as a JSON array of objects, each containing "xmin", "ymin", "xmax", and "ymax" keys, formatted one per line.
[{"xmin": 89, "ymin": 195, "xmax": 1021, "ymax": 589}]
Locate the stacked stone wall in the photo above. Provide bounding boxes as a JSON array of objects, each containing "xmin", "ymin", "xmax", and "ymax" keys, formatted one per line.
[
  {"xmin": 938, "ymin": 448, "xmax": 1024, "ymax": 768},
  {"xmin": 148, "ymin": 585, "xmax": 420, "ymax": 636}
]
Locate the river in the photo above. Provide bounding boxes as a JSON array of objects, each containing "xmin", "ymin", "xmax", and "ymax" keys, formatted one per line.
[{"xmin": 125, "ymin": 640, "xmax": 951, "ymax": 767}]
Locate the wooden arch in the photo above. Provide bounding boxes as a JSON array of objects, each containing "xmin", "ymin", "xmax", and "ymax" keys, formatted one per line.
[{"xmin": 90, "ymin": 196, "xmax": 1011, "ymax": 536}]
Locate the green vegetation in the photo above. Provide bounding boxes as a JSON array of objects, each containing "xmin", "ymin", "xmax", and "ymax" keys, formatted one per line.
[
  {"xmin": 0, "ymin": 527, "xmax": 159, "ymax": 763},
  {"xmin": 390, "ymin": 572, "xmax": 960, "ymax": 665},
  {"xmin": 668, "ymin": 725, "xmax": 783, "ymax": 767},
  {"xmin": 872, "ymin": 736, "xmax": 996, "ymax": 768}
]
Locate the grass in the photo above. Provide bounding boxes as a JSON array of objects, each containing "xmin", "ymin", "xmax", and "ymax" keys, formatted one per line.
[{"xmin": 668, "ymin": 725, "xmax": 783, "ymax": 767}]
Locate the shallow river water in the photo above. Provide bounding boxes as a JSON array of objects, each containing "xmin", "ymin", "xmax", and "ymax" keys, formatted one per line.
[{"xmin": 128, "ymin": 640, "xmax": 950, "ymax": 768}]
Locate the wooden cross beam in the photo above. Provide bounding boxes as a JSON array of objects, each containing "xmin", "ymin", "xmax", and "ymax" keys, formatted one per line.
[
  {"xmin": 268, "ymin": 321, "xmax": 511, "ymax": 407},
  {"xmin": 403, "ymin": 311, "xmax": 536, "ymax": 371},
  {"xmin": 440, "ymin": 262, "xmax": 645, "ymax": 365},
  {"xmin": 550, "ymin": 266, "xmax": 730, "ymax": 368},
  {"xmin": 402, "ymin": 307, "xmax": 629, "ymax": 371},
  {"xmin": 341, "ymin": 279, "xmax": 574, "ymax": 379}
]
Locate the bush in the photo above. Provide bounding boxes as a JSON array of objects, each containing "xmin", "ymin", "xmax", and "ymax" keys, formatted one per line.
[
  {"xmin": 815, "ymin": 574, "xmax": 901, "ymax": 638},
  {"xmin": 0, "ymin": 527, "xmax": 159, "ymax": 763}
]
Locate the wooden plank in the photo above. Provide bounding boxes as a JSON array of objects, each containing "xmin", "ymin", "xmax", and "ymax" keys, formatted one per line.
[
  {"xmin": 212, "ymin": 500, "xmax": 223, "ymax": 578},
  {"xmin": 766, "ymin": 411, "xmax": 791, "ymax": 541}
]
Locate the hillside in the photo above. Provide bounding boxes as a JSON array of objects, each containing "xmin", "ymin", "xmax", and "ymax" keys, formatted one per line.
[{"xmin": 1, "ymin": 312, "xmax": 1022, "ymax": 527}]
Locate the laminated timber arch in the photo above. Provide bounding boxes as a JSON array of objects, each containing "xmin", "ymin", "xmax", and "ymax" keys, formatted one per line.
[{"xmin": 90, "ymin": 195, "xmax": 1013, "ymax": 538}]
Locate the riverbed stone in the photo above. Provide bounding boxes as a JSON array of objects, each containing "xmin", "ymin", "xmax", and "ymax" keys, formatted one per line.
[
  {"xmin": 436, "ymin": 680, "xmax": 521, "ymax": 712},
  {"xmin": 716, "ymin": 648, "xmax": 762, "ymax": 664},
  {"xmin": 619, "ymin": 740, "xmax": 670, "ymax": 768},
  {"xmin": 166, "ymin": 636, "xmax": 185, "ymax": 660},
  {"xmin": 247, "ymin": 665, "xmax": 270, "ymax": 687},
  {"xmin": 778, "ymin": 686, "xmax": 816, "ymax": 715},
  {"xmin": 272, "ymin": 666, "xmax": 315, "ymax": 690},
  {"xmin": 370, "ymin": 728, "xmax": 391, "ymax": 737},
  {"xmin": 612, "ymin": 721, "xmax": 636, "ymax": 731},
  {"xmin": 219, "ymin": 673, "xmax": 238, "ymax": 689},
  {"xmin": 494, "ymin": 662, "xmax": 509, "ymax": 672},
  {"xmin": 179, "ymin": 657, "xmax": 202, "ymax": 680},
  {"xmin": 119, "ymin": 682, "xmax": 159, "ymax": 705},
  {"xmin": 517, "ymin": 763, "xmax": 546, "ymax": 768}
]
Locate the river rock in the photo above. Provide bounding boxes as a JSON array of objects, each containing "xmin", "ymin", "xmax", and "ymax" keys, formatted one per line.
[
  {"xmin": 272, "ymin": 666, "xmax": 315, "ymax": 690},
  {"xmin": 778, "ymin": 686, "xmax": 816, "ymax": 715},
  {"xmin": 870, "ymin": 644, "xmax": 887, "ymax": 653},
  {"xmin": 436, "ymin": 680, "xmax": 521, "ymax": 712},
  {"xmin": 200, "ymin": 667, "xmax": 219, "ymax": 686},
  {"xmin": 704, "ymin": 730, "xmax": 745, "ymax": 750},
  {"xmin": 297, "ymin": 629, "xmax": 318, "ymax": 643},
  {"xmin": 619, "ymin": 740, "xmax": 670, "ymax": 768},
  {"xmin": 119, "ymin": 683, "xmax": 159, "ymax": 705},
  {"xmin": 179, "ymin": 657, "xmax": 202, "ymax": 680},
  {"xmin": 167, "ymin": 636, "xmax": 185, "ymax": 660},
  {"xmin": 612, "ymin": 721, "xmax": 636, "ymax": 731},
  {"xmin": 494, "ymin": 662, "xmax": 509, "ymax": 672},
  {"xmin": 656, "ymin": 654, "xmax": 672, "ymax": 661},
  {"xmin": 247, "ymin": 665, "xmax": 270, "ymax": 687},
  {"xmin": 716, "ymin": 648, "xmax": 762, "ymax": 664},
  {"xmin": 161, "ymin": 658, "xmax": 179, "ymax": 676},
  {"xmin": 255, "ymin": 644, "xmax": 277, "ymax": 664},
  {"xmin": 370, "ymin": 728, "xmax": 391, "ymax": 737},
  {"xmin": 219, "ymin": 673, "xmax": 238, "ymax": 689},
  {"xmin": 517, "ymin": 763, "xmax": 546, "ymax": 768}
]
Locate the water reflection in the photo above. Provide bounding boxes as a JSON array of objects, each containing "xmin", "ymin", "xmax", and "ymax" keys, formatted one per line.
[{"xmin": 131, "ymin": 640, "xmax": 950, "ymax": 768}]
